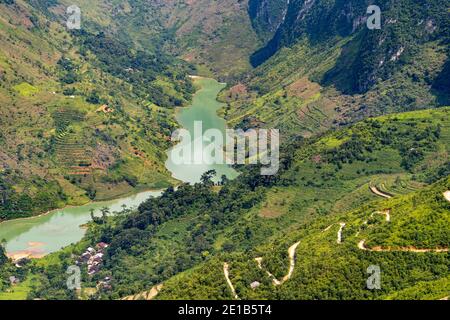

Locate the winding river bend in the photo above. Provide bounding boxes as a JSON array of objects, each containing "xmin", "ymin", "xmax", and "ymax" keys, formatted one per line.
[
  {"xmin": 0, "ymin": 190, "xmax": 163, "ymax": 260},
  {"xmin": 0, "ymin": 77, "xmax": 237, "ymax": 259}
]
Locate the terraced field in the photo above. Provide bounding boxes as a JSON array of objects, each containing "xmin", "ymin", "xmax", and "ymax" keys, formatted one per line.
[
  {"xmin": 52, "ymin": 109, "xmax": 92, "ymax": 176},
  {"xmin": 370, "ymin": 175, "xmax": 426, "ymax": 198}
]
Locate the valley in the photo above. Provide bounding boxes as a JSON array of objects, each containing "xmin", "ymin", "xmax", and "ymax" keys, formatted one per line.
[
  {"xmin": 0, "ymin": 75, "xmax": 237, "ymax": 260},
  {"xmin": 0, "ymin": 0, "xmax": 449, "ymax": 302}
]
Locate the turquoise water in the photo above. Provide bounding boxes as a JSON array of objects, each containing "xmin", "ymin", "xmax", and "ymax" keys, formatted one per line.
[
  {"xmin": 0, "ymin": 190, "xmax": 162, "ymax": 258},
  {"xmin": 165, "ymin": 77, "xmax": 239, "ymax": 183},
  {"xmin": 0, "ymin": 77, "xmax": 237, "ymax": 258}
]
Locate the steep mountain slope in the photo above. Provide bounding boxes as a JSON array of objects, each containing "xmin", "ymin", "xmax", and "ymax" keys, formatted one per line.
[
  {"xmin": 15, "ymin": 107, "xmax": 450, "ymax": 300},
  {"xmin": 221, "ymin": 0, "xmax": 450, "ymax": 138},
  {"xmin": 83, "ymin": 0, "xmax": 262, "ymax": 80},
  {"xmin": 0, "ymin": 0, "xmax": 193, "ymax": 220},
  {"xmin": 0, "ymin": 0, "xmax": 448, "ymax": 302},
  {"xmin": 157, "ymin": 176, "xmax": 449, "ymax": 300},
  {"xmin": 248, "ymin": 0, "xmax": 290, "ymax": 43},
  {"xmin": 157, "ymin": 0, "xmax": 262, "ymax": 79}
]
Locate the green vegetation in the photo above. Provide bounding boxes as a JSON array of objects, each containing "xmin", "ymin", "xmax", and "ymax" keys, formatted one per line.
[
  {"xmin": 0, "ymin": 0, "xmax": 449, "ymax": 301},
  {"xmin": 0, "ymin": 244, "xmax": 31, "ymax": 300},
  {"xmin": 222, "ymin": 0, "xmax": 450, "ymax": 140},
  {"xmin": 12, "ymin": 82, "xmax": 39, "ymax": 97},
  {"xmin": 0, "ymin": 0, "xmax": 194, "ymax": 221},
  {"xmin": 157, "ymin": 176, "xmax": 449, "ymax": 300},
  {"xmin": 9, "ymin": 107, "xmax": 449, "ymax": 300}
]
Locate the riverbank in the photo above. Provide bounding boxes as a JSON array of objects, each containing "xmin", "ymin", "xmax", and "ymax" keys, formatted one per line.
[
  {"xmin": 0, "ymin": 185, "xmax": 167, "ymax": 227},
  {"xmin": 0, "ymin": 189, "xmax": 164, "ymax": 259}
]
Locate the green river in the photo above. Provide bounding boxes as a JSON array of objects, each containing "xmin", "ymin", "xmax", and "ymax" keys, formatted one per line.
[
  {"xmin": 165, "ymin": 77, "xmax": 239, "ymax": 183},
  {"xmin": 0, "ymin": 77, "xmax": 237, "ymax": 259}
]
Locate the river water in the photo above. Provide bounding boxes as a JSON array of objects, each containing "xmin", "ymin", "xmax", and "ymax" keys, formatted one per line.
[
  {"xmin": 0, "ymin": 77, "xmax": 237, "ymax": 259},
  {"xmin": 165, "ymin": 77, "xmax": 238, "ymax": 183}
]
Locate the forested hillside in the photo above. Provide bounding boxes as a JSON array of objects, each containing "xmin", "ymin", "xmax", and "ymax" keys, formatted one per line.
[
  {"xmin": 221, "ymin": 0, "xmax": 450, "ymax": 139},
  {"xmin": 157, "ymin": 176, "xmax": 449, "ymax": 300},
  {"xmin": 248, "ymin": 0, "xmax": 289, "ymax": 43},
  {"xmin": 0, "ymin": 0, "xmax": 448, "ymax": 301},
  {"xmin": 0, "ymin": 0, "xmax": 194, "ymax": 221},
  {"xmin": 13, "ymin": 107, "xmax": 449, "ymax": 300}
]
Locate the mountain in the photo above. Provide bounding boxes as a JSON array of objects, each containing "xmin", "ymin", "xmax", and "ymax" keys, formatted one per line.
[
  {"xmin": 0, "ymin": 0, "xmax": 194, "ymax": 220},
  {"xmin": 220, "ymin": 0, "xmax": 450, "ymax": 138},
  {"xmin": 157, "ymin": 175, "xmax": 449, "ymax": 300},
  {"xmin": 248, "ymin": 0, "xmax": 290, "ymax": 42},
  {"xmin": 16, "ymin": 107, "xmax": 450, "ymax": 300},
  {"xmin": 88, "ymin": 0, "xmax": 263, "ymax": 80},
  {"xmin": 156, "ymin": 0, "xmax": 262, "ymax": 80},
  {"xmin": 252, "ymin": 0, "xmax": 449, "ymax": 95}
]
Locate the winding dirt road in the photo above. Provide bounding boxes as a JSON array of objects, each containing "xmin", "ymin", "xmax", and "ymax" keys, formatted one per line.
[
  {"xmin": 255, "ymin": 241, "xmax": 301, "ymax": 286},
  {"xmin": 358, "ymin": 240, "xmax": 448, "ymax": 253},
  {"xmin": 370, "ymin": 185, "xmax": 393, "ymax": 199},
  {"xmin": 337, "ymin": 223, "xmax": 346, "ymax": 244},
  {"xmin": 377, "ymin": 210, "xmax": 391, "ymax": 222},
  {"xmin": 223, "ymin": 263, "xmax": 239, "ymax": 299}
]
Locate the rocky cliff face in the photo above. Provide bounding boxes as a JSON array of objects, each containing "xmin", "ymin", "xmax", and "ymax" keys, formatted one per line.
[
  {"xmin": 251, "ymin": 0, "xmax": 450, "ymax": 94},
  {"xmin": 248, "ymin": 0, "xmax": 290, "ymax": 42}
]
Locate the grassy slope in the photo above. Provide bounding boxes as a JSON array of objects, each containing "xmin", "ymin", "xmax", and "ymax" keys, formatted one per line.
[
  {"xmin": 158, "ymin": 0, "xmax": 262, "ymax": 80},
  {"xmin": 157, "ymin": 175, "xmax": 450, "ymax": 300},
  {"xmin": 154, "ymin": 108, "xmax": 450, "ymax": 299},
  {"xmin": 80, "ymin": 0, "xmax": 262, "ymax": 81}
]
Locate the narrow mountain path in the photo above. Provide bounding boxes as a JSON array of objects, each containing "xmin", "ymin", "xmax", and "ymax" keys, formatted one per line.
[
  {"xmin": 358, "ymin": 240, "xmax": 448, "ymax": 253},
  {"xmin": 370, "ymin": 185, "xmax": 393, "ymax": 199},
  {"xmin": 337, "ymin": 223, "xmax": 346, "ymax": 244},
  {"xmin": 255, "ymin": 241, "xmax": 301, "ymax": 286},
  {"xmin": 284, "ymin": 241, "xmax": 301, "ymax": 282},
  {"xmin": 376, "ymin": 209, "xmax": 391, "ymax": 222},
  {"xmin": 444, "ymin": 191, "xmax": 450, "ymax": 202},
  {"xmin": 223, "ymin": 263, "xmax": 239, "ymax": 299}
]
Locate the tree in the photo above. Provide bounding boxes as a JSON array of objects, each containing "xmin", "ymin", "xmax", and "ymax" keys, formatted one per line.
[
  {"xmin": 220, "ymin": 175, "xmax": 229, "ymax": 186},
  {"xmin": 200, "ymin": 170, "xmax": 217, "ymax": 186},
  {"xmin": 100, "ymin": 207, "xmax": 110, "ymax": 221}
]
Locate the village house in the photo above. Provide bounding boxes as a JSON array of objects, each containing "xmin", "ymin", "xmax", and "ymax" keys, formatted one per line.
[
  {"xmin": 250, "ymin": 281, "xmax": 261, "ymax": 289},
  {"xmin": 9, "ymin": 276, "xmax": 20, "ymax": 285},
  {"xmin": 77, "ymin": 243, "xmax": 109, "ymax": 276}
]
